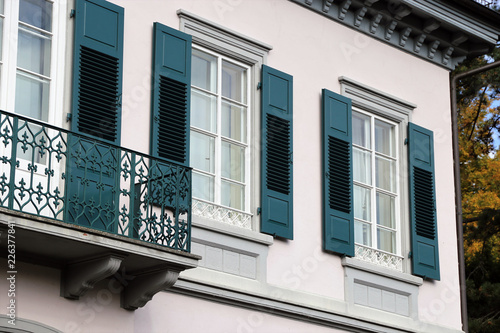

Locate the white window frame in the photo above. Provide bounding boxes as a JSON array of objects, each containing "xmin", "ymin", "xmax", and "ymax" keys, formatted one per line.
[
  {"xmin": 191, "ymin": 44, "xmax": 252, "ymax": 214},
  {"xmin": 0, "ymin": 0, "xmax": 66, "ymax": 128},
  {"xmin": 352, "ymin": 108, "xmax": 401, "ymax": 257},
  {"xmin": 179, "ymin": 9, "xmax": 272, "ymax": 234},
  {"xmin": 340, "ymin": 76, "xmax": 416, "ymax": 273}
]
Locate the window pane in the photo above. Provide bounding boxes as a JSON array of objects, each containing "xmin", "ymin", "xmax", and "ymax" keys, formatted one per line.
[
  {"xmin": 355, "ymin": 220, "xmax": 372, "ymax": 247},
  {"xmin": 375, "ymin": 119, "xmax": 395, "ymax": 156},
  {"xmin": 18, "ymin": 27, "xmax": 51, "ymax": 76},
  {"xmin": 190, "ymin": 131, "xmax": 214, "ymax": 173},
  {"xmin": 222, "ymin": 101, "xmax": 246, "ymax": 143},
  {"xmin": 191, "ymin": 89, "xmax": 216, "ymax": 132},
  {"xmin": 19, "ymin": 0, "xmax": 52, "ymax": 32},
  {"xmin": 376, "ymin": 155, "xmax": 396, "ymax": 192},
  {"xmin": 221, "ymin": 180, "xmax": 244, "ymax": 210},
  {"xmin": 192, "ymin": 49, "xmax": 216, "ymax": 92},
  {"xmin": 377, "ymin": 228, "xmax": 396, "ymax": 253},
  {"xmin": 352, "ymin": 111, "xmax": 371, "ymax": 148},
  {"xmin": 222, "ymin": 60, "xmax": 246, "ymax": 103},
  {"xmin": 0, "ymin": 0, "xmax": 4, "ymax": 14},
  {"xmin": 376, "ymin": 192, "xmax": 395, "ymax": 229},
  {"xmin": 192, "ymin": 172, "xmax": 214, "ymax": 202},
  {"xmin": 354, "ymin": 185, "xmax": 371, "ymax": 221},
  {"xmin": 353, "ymin": 147, "xmax": 371, "ymax": 185},
  {"xmin": 15, "ymin": 72, "xmax": 49, "ymax": 121},
  {"xmin": 221, "ymin": 141, "xmax": 244, "ymax": 182}
]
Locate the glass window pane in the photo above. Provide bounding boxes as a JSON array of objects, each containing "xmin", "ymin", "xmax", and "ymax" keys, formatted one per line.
[
  {"xmin": 353, "ymin": 147, "xmax": 371, "ymax": 185},
  {"xmin": 376, "ymin": 155, "xmax": 396, "ymax": 192},
  {"xmin": 190, "ymin": 131, "xmax": 214, "ymax": 173},
  {"xmin": 15, "ymin": 72, "xmax": 49, "ymax": 121},
  {"xmin": 192, "ymin": 172, "xmax": 214, "ymax": 202},
  {"xmin": 222, "ymin": 101, "xmax": 246, "ymax": 143},
  {"xmin": 221, "ymin": 141, "xmax": 244, "ymax": 182},
  {"xmin": 352, "ymin": 111, "xmax": 371, "ymax": 148},
  {"xmin": 192, "ymin": 49, "xmax": 216, "ymax": 92},
  {"xmin": 354, "ymin": 185, "xmax": 371, "ymax": 221},
  {"xmin": 376, "ymin": 192, "xmax": 395, "ymax": 228},
  {"xmin": 355, "ymin": 220, "xmax": 372, "ymax": 247},
  {"xmin": 222, "ymin": 60, "xmax": 246, "ymax": 103},
  {"xmin": 18, "ymin": 27, "xmax": 51, "ymax": 76},
  {"xmin": 375, "ymin": 119, "xmax": 395, "ymax": 156},
  {"xmin": 0, "ymin": 0, "xmax": 4, "ymax": 14},
  {"xmin": 191, "ymin": 89, "xmax": 216, "ymax": 132},
  {"xmin": 221, "ymin": 180, "xmax": 244, "ymax": 210},
  {"xmin": 19, "ymin": 0, "xmax": 52, "ymax": 32},
  {"xmin": 377, "ymin": 228, "xmax": 395, "ymax": 253}
]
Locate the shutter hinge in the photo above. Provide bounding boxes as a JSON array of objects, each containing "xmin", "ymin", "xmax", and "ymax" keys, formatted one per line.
[
  {"xmin": 404, "ymin": 138, "xmax": 408, "ymax": 145},
  {"xmin": 257, "ymin": 207, "xmax": 261, "ymax": 215},
  {"xmin": 66, "ymin": 113, "xmax": 72, "ymax": 122},
  {"xmin": 408, "ymin": 251, "xmax": 412, "ymax": 258},
  {"xmin": 257, "ymin": 82, "xmax": 262, "ymax": 90},
  {"xmin": 70, "ymin": 9, "xmax": 76, "ymax": 18}
]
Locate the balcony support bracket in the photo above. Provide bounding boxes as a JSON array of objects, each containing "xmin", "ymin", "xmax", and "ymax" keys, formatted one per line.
[
  {"xmin": 61, "ymin": 253, "xmax": 126, "ymax": 300},
  {"xmin": 121, "ymin": 266, "xmax": 181, "ymax": 310}
]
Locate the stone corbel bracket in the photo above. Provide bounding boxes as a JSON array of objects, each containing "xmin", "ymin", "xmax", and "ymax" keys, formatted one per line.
[
  {"xmin": 61, "ymin": 253, "xmax": 126, "ymax": 300},
  {"xmin": 121, "ymin": 266, "xmax": 182, "ymax": 310}
]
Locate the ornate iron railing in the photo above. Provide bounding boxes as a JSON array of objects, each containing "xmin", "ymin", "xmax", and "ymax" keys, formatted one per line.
[{"xmin": 0, "ymin": 110, "xmax": 191, "ymax": 252}]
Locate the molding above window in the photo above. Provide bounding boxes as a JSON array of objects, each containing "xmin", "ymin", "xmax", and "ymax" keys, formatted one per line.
[
  {"xmin": 339, "ymin": 76, "xmax": 416, "ymax": 123},
  {"xmin": 177, "ymin": 9, "xmax": 272, "ymax": 65}
]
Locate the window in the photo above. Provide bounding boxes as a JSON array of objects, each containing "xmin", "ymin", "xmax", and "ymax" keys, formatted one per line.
[
  {"xmin": 1, "ymin": 0, "xmax": 56, "ymax": 121},
  {"xmin": 324, "ymin": 78, "xmax": 439, "ymax": 280},
  {"xmin": 190, "ymin": 46, "xmax": 251, "ymax": 212},
  {"xmin": 352, "ymin": 110, "xmax": 400, "ymax": 256}
]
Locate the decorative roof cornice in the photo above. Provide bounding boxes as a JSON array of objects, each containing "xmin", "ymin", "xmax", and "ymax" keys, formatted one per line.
[{"xmin": 290, "ymin": 0, "xmax": 500, "ymax": 70}]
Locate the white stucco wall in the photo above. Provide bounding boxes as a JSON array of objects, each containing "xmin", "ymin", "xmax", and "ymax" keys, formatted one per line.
[
  {"xmin": 0, "ymin": 0, "xmax": 465, "ymax": 332},
  {"xmin": 106, "ymin": 0, "xmax": 463, "ymax": 330}
]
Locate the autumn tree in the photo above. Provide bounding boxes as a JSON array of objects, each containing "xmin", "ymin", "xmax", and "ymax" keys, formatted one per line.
[{"xmin": 454, "ymin": 37, "xmax": 500, "ymax": 332}]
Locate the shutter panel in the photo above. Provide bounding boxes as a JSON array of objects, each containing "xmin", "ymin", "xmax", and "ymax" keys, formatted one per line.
[
  {"xmin": 71, "ymin": 0, "xmax": 124, "ymax": 144},
  {"xmin": 322, "ymin": 89, "xmax": 354, "ymax": 256},
  {"xmin": 408, "ymin": 123, "xmax": 440, "ymax": 280},
  {"xmin": 151, "ymin": 23, "xmax": 191, "ymax": 167},
  {"xmin": 260, "ymin": 65, "xmax": 293, "ymax": 239}
]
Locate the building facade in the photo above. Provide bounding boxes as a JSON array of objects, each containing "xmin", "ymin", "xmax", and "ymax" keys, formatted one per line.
[{"xmin": 1, "ymin": 0, "xmax": 499, "ymax": 332}]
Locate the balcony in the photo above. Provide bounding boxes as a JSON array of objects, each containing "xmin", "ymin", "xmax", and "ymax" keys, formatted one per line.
[{"xmin": 0, "ymin": 110, "xmax": 198, "ymax": 310}]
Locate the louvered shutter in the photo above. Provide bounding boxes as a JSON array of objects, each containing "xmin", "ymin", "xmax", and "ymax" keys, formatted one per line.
[
  {"xmin": 260, "ymin": 65, "xmax": 293, "ymax": 239},
  {"xmin": 71, "ymin": 0, "xmax": 124, "ymax": 144},
  {"xmin": 408, "ymin": 123, "xmax": 440, "ymax": 280},
  {"xmin": 151, "ymin": 23, "xmax": 191, "ymax": 167},
  {"xmin": 322, "ymin": 89, "xmax": 354, "ymax": 256}
]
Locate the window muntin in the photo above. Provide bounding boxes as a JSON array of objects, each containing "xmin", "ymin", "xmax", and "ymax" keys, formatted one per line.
[
  {"xmin": 353, "ymin": 109, "xmax": 400, "ymax": 255},
  {"xmin": 190, "ymin": 46, "xmax": 250, "ymax": 212}
]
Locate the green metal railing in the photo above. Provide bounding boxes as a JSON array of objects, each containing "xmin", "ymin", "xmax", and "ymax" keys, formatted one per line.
[{"xmin": 0, "ymin": 110, "xmax": 191, "ymax": 252}]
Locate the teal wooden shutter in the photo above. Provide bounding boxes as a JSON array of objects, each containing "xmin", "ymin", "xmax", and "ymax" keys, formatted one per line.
[
  {"xmin": 408, "ymin": 123, "xmax": 440, "ymax": 280},
  {"xmin": 322, "ymin": 89, "xmax": 354, "ymax": 256},
  {"xmin": 151, "ymin": 23, "xmax": 191, "ymax": 167},
  {"xmin": 71, "ymin": 0, "xmax": 124, "ymax": 145},
  {"xmin": 260, "ymin": 65, "xmax": 293, "ymax": 239}
]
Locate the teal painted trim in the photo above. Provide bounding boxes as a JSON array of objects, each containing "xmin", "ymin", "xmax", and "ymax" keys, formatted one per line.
[
  {"xmin": 260, "ymin": 65, "xmax": 293, "ymax": 240},
  {"xmin": 408, "ymin": 123, "xmax": 440, "ymax": 280},
  {"xmin": 71, "ymin": 0, "xmax": 124, "ymax": 145},
  {"xmin": 322, "ymin": 89, "xmax": 354, "ymax": 256},
  {"xmin": 150, "ymin": 22, "xmax": 192, "ymax": 167}
]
